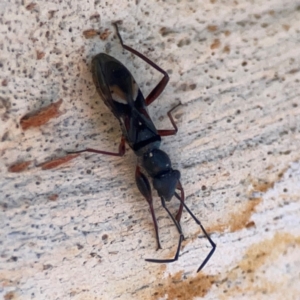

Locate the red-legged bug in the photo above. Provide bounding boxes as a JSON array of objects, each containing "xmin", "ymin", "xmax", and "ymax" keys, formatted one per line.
[{"xmin": 70, "ymin": 23, "xmax": 216, "ymax": 272}]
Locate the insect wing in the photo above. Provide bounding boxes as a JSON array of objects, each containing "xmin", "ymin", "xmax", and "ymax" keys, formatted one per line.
[
  {"xmin": 128, "ymin": 107, "xmax": 158, "ymax": 143},
  {"xmin": 91, "ymin": 53, "xmax": 139, "ymax": 113}
]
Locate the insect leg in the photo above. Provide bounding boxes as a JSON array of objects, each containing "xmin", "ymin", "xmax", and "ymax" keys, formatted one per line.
[
  {"xmin": 112, "ymin": 22, "xmax": 169, "ymax": 106},
  {"xmin": 135, "ymin": 166, "xmax": 162, "ymax": 250},
  {"xmin": 174, "ymin": 180, "xmax": 185, "ymax": 224},
  {"xmin": 174, "ymin": 191, "xmax": 216, "ymax": 272},
  {"xmin": 145, "ymin": 196, "xmax": 184, "ymax": 264},
  {"xmin": 67, "ymin": 136, "xmax": 126, "ymax": 157},
  {"xmin": 157, "ymin": 103, "xmax": 181, "ymax": 136}
]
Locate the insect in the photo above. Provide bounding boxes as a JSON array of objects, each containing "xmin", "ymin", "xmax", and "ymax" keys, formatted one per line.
[{"xmin": 70, "ymin": 22, "xmax": 216, "ymax": 272}]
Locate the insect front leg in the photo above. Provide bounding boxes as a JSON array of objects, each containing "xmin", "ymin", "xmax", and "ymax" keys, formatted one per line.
[
  {"xmin": 135, "ymin": 166, "xmax": 161, "ymax": 250},
  {"xmin": 67, "ymin": 136, "xmax": 126, "ymax": 157},
  {"xmin": 157, "ymin": 103, "xmax": 182, "ymax": 137}
]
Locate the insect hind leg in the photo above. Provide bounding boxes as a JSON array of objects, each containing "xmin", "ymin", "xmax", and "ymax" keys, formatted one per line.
[{"xmin": 112, "ymin": 22, "xmax": 169, "ymax": 106}]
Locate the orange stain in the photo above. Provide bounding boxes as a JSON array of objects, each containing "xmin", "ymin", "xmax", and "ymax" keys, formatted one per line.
[
  {"xmin": 20, "ymin": 99, "xmax": 63, "ymax": 130},
  {"xmin": 207, "ymin": 25, "xmax": 218, "ymax": 32},
  {"xmin": 153, "ymin": 271, "xmax": 217, "ymax": 300},
  {"xmin": 210, "ymin": 39, "xmax": 221, "ymax": 50},
  {"xmin": 83, "ymin": 29, "xmax": 98, "ymax": 39},
  {"xmin": 8, "ymin": 161, "xmax": 31, "ymax": 173},
  {"xmin": 39, "ymin": 154, "xmax": 79, "ymax": 170},
  {"xmin": 219, "ymin": 233, "xmax": 300, "ymax": 299}
]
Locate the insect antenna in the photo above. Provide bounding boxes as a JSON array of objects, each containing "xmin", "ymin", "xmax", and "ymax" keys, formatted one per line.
[
  {"xmin": 145, "ymin": 196, "xmax": 184, "ymax": 264},
  {"xmin": 174, "ymin": 191, "xmax": 216, "ymax": 272}
]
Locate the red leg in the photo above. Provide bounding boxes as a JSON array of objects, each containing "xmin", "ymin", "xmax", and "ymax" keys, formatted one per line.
[
  {"xmin": 67, "ymin": 136, "xmax": 126, "ymax": 157},
  {"xmin": 175, "ymin": 180, "xmax": 185, "ymax": 223},
  {"xmin": 135, "ymin": 166, "xmax": 161, "ymax": 250},
  {"xmin": 113, "ymin": 22, "xmax": 169, "ymax": 106},
  {"xmin": 157, "ymin": 103, "xmax": 181, "ymax": 136}
]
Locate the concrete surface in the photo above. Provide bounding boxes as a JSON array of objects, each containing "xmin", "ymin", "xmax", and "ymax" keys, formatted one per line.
[{"xmin": 1, "ymin": 1, "xmax": 300, "ymax": 299}]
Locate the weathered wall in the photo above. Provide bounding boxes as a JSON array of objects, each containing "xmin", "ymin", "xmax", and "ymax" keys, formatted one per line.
[{"xmin": 1, "ymin": 1, "xmax": 300, "ymax": 299}]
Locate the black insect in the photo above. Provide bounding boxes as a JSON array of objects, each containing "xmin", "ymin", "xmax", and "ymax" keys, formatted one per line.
[{"xmin": 70, "ymin": 22, "xmax": 216, "ymax": 272}]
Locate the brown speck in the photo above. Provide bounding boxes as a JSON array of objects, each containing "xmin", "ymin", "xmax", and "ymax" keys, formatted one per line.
[
  {"xmin": 261, "ymin": 23, "xmax": 269, "ymax": 28},
  {"xmin": 4, "ymin": 291, "xmax": 15, "ymax": 300},
  {"xmin": 210, "ymin": 39, "xmax": 220, "ymax": 50},
  {"xmin": 83, "ymin": 29, "xmax": 98, "ymax": 39},
  {"xmin": 100, "ymin": 29, "xmax": 111, "ymax": 40},
  {"xmin": 207, "ymin": 25, "xmax": 218, "ymax": 32},
  {"xmin": 36, "ymin": 50, "xmax": 45, "ymax": 60},
  {"xmin": 48, "ymin": 10, "xmax": 57, "ymax": 19},
  {"xmin": 38, "ymin": 154, "xmax": 79, "ymax": 170},
  {"xmin": 30, "ymin": 37, "xmax": 38, "ymax": 43},
  {"xmin": 282, "ymin": 24, "xmax": 290, "ymax": 31},
  {"xmin": 8, "ymin": 161, "xmax": 31, "ymax": 173},
  {"xmin": 20, "ymin": 99, "xmax": 63, "ymax": 130},
  {"xmin": 245, "ymin": 221, "xmax": 255, "ymax": 228},
  {"xmin": 288, "ymin": 68, "xmax": 299, "ymax": 74},
  {"xmin": 210, "ymin": 0, "xmax": 216, "ymax": 3},
  {"xmin": 102, "ymin": 234, "xmax": 108, "ymax": 240},
  {"xmin": 223, "ymin": 45, "xmax": 230, "ymax": 53},
  {"xmin": 253, "ymin": 14, "xmax": 261, "ymax": 19},
  {"xmin": 178, "ymin": 83, "xmax": 187, "ymax": 91},
  {"xmin": 242, "ymin": 61, "xmax": 247, "ymax": 66},
  {"xmin": 53, "ymin": 47, "xmax": 62, "ymax": 55},
  {"xmin": 177, "ymin": 38, "xmax": 191, "ymax": 47},
  {"xmin": 90, "ymin": 252, "xmax": 102, "ymax": 262},
  {"xmin": 113, "ymin": 20, "xmax": 123, "ymax": 26},
  {"xmin": 26, "ymin": 2, "xmax": 37, "ymax": 11},
  {"xmin": 70, "ymin": 291, "xmax": 77, "ymax": 297},
  {"xmin": 268, "ymin": 10, "xmax": 275, "ymax": 16},
  {"xmin": 90, "ymin": 13, "xmax": 100, "ymax": 21},
  {"xmin": 77, "ymin": 243, "xmax": 84, "ymax": 250},
  {"xmin": 2, "ymin": 131, "xmax": 9, "ymax": 142},
  {"xmin": 48, "ymin": 194, "xmax": 58, "ymax": 201},
  {"xmin": 189, "ymin": 83, "xmax": 197, "ymax": 90},
  {"xmin": 2, "ymin": 79, "xmax": 8, "ymax": 86},
  {"xmin": 43, "ymin": 264, "xmax": 53, "ymax": 270},
  {"xmin": 159, "ymin": 27, "xmax": 175, "ymax": 37},
  {"xmin": 223, "ymin": 30, "xmax": 231, "ymax": 36}
]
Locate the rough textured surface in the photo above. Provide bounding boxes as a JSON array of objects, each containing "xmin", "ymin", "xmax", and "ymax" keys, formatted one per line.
[{"xmin": 1, "ymin": 1, "xmax": 300, "ymax": 299}]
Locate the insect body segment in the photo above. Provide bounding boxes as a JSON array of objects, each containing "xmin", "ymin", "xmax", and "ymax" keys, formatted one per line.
[
  {"xmin": 92, "ymin": 53, "xmax": 161, "ymax": 156},
  {"xmin": 70, "ymin": 23, "xmax": 216, "ymax": 272},
  {"xmin": 92, "ymin": 53, "xmax": 139, "ymax": 108}
]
